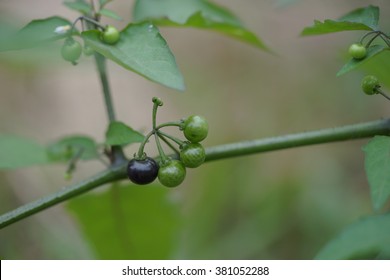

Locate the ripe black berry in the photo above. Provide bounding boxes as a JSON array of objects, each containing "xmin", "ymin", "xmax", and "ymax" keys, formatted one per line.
[{"xmin": 127, "ymin": 157, "xmax": 159, "ymax": 185}]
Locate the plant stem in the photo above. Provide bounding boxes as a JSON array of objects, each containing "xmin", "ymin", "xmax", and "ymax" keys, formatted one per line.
[
  {"xmin": 157, "ymin": 133, "xmax": 181, "ymax": 155},
  {"xmin": 155, "ymin": 121, "xmax": 182, "ymax": 130},
  {"xmin": 1, "ymin": 118, "xmax": 390, "ymax": 229},
  {"xmin": 378, "ymin": 90, "xmax": 390, "ymax": 101},
  {"xmin": 205, "ymin": 118, "xmax": 390, "ymax": 161},
  {"xmin": 95, "ymin": 53, "xmax": 116, "ymax": 122},
  {"xmin": 0, "ymin": 165, "xmax": 125, "ymax": 230},
  {"xmin": 158, "ymin": 130, "xmax": 184, "ymax": 146},
  {"xmin": 154, "ymin": 133, "xmax": 168, "ymax": 162},
  {"xmin": 94, "ymin": 52, "xmax": 126, "ymax": 165}
]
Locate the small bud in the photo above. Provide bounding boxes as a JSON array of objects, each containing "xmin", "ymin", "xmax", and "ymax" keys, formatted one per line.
[
  {"xmin": 54, "ymin": 25, "xmax": 71, "ymax": 35},
  {"xmin": 152, "ymin": 97, "xmax": 163, "ymax": 106}
]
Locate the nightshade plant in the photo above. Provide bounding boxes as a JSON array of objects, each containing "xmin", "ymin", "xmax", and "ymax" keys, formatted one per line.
[{"xmin": 0, "ymin": 1, "xmax": 389, "ymax": 259}]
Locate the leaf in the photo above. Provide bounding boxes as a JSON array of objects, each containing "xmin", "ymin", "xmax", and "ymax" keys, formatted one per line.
[
  {"xmin": 0, "ymin": 17, "xmax": 74, "ymax": 52},
  {"xmin": 337, "ymin": 45, "xmax": 388, "ymax": 76},
  {"xmin": 105, "ymin": 121, "xmax": 144, "ymax": 146},
  {"xmin": 362, "ymin": 136, "xmax": 390, "ymax": 211},
  {"xmin": 133, "ymin": 0, "xmax": 269, "ymax": 51},
  {"xmin": 67, "ymin": 184, "xmax": 181, "ymax": 259},
  {"xmin": 63, "ymin": 1, "xmax": 92, "ymax": 14},
  {"xmin": 0, "ymin": 135, "xmax": 50, "ymax": 169},
  {"xmin": 315, "ymin": 214, "xmax": 390, "ymax": 259},
  {"xmin": 47, "ymin": 135, "xmax": 99, "ymax": 162},
  {"xmin": 339, "ymin": 5, "xmax": 379, "ymax": 30},
  {"xmin": 81, "ymin": 23, "xmax": 185, "ymax": 91},
  {"xmin": 301, "ymin": 5, "xmax": 379, "ymax": 36},
  {"xmin": 99, "ymin": 9, "xmax": 123, "ymax": 21}
]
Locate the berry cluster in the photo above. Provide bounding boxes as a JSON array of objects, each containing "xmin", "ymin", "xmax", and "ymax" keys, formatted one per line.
[
  {"xmin": 347, "ymin": 30, "xmax": 390, "ymax": 100},
  {"xmin": 59, "ymin": 16, "xmax": 120, "ymax": 65},
  {"xmin": 127, "ymin": 98, "xmax": 208, "ymax": 188}
]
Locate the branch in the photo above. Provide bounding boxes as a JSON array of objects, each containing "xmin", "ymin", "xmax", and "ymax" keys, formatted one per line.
[
  {"xmin": 1, "ymin": 118, "xmax": 390, "ymax": 229},
  {"xmin": 205, "ymin": 118, "xmax": 390, "ymax": 161}
]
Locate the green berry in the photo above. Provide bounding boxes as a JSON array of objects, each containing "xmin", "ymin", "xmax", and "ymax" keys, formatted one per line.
[
  {"xmin": 101, "ymin": 25, "xmax": 120, "ymax": 45},
  {"xmin": 158, "ymin": 160, "xmax": 186, "ymax": 188},
  {"xmin": 348, "ymin": 43, "xmax": 367, "ymax": 60},
  {"xmin": 361, "ymin": 75, "xmax": 380, "ymax": 95},
  {"xmin": 61, "ymin": 38, "xmax": 82, "ymax": 63},
  {"xmin": 180, "ymin": 143, "xmax": 206, "ymax": 168},
  {"xmin": 183, "ymin": 115, "xmax": 208, "ymax": 143}
]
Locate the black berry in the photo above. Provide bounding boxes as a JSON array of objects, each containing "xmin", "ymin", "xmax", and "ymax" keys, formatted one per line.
[{"xmin": 127, "ymin": 157, "xmax": 159, "ymax": 185}]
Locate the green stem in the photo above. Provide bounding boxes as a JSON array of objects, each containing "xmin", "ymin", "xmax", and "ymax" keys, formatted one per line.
[
  {"xmin": 154, "ymin": 133, "xmax": 168, "ymax": 162},
  {"xmin": 0, "ymin": 165, "xmax": 125, "ymax": 230},
  {"xmin": 205, "ymin": 118, "xmax": 390, "ymax": 161},
  {"xmin": 95, "ymin": 54, "xmax": 115, "ymax": 122},
  {"xmin": 136, "ymin": 130, "xmax": 154, "ymax": 158},
  {"xmin": 136, "ymin": 98, "xmax": 164, "ymax": 158},
  {"xmin": 157, "ymin": 133, "xmax": 181, "ymax": 155},
  {"xmin": 94, "ymin": 53, "xmax": 125, "ymax": 165},
  {"xmin": 378, "ymin": 90, "xmax": 390, "ymax": 101},
  {"xmin": 158, "ymin": 130, "xmax": 184, "ymax": 146},
  {"xmin": 1, "ymin": 118, "xmax": 390, "ymax": 229},
  {"xmin": 155, "ymin": 121, "xmax": 182, "ymax": 130}
]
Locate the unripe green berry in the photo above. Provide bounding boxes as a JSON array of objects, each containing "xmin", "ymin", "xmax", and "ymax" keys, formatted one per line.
[
  {"xmin": 61, "ymin": 39, "xmax": 82, "ymax": 63},
  {"xmin": 348, "ymin": 43, "xmax": 367, "ymax": 60},
  {"xmin": 183, "ymin": 115, "xmax": 208, "ymax": 143},
  {"xmin": 158, "ymin": 160, "xmax": 186, "ymax": 188},
  {"xmin": 361, "ymin": 75, "xmax": 380, "ymax": 95},
  {"xmin": 101, "ymin": 25, "xmax": 120, "ymax": 45},
  {"xmin": 180, "ymin": 143, "xmax": 206, "ymax": 168}
]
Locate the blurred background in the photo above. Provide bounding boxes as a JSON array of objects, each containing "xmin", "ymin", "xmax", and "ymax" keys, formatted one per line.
[{"xmin": 0, "ymin": 0, "xmax": 389, "ymax": 259}]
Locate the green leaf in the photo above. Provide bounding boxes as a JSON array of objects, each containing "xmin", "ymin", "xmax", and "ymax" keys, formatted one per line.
[
  {"xmin": 99, "ymin": 8, "xmax": 123, "ymax": 21},
  {"xmin": 81, "ymin": 23, "xmax": 185, "ymax": 91},
  {"xmin": 63, "ymin": 1, "xmax": 92, "ymax": 14},
  {"xmin": 301, "ymin": 5, "xmax": 379, "ymax": 36},
  {"xmin": 133, "ymin": 0, "xmax": 269, "ymax": 51},
  {"xmin": 67, "ymin": 184, "xmax": 181, "ymax": 259},
  {"xmin": 0, "ymin": 16, "xmax": 74, "ymax": 52},
  {"xmin": 337, "ymin": 45, "xmax": 388, "ymax": 76},
  {"xmin": 362, "ymin": 136, "xmax": 390, "ymax": 211},
  {"xmin": 339, "ymin": 5, "xmax": 379, "ymax": 30},
  {"xmin": 105, "ymin": 121, "xmax": 144, "ymax": 146},
  {"xmin": 0, "ymin": 135, "xmax": 50, "ymax": 169},
  {"xmin": 47, "ymin": 135, "xmax": 99, "ymax": 162},
  {"xmin": 315, "ymin": 214, "xmax": 390, "ymax": 259}
]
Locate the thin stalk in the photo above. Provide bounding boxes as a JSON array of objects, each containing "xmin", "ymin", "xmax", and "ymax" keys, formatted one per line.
[
  {"xmin": 94, "ymin": 53, "xmax": 125, "ymax": 164},
  {"xmin": 365, "ymin": 32, "xmax": 382, "ymax": 48},
  {"xmin": 94, "ymin": 54, "xmax": 116, "ymax": 122},
  {"xmin": 155, "ymin": 121, "xmax": 182, "ymax": 130},
  {"xmin": 378, "ymin": 90, "xmax": 390, "ymax": 101},
  {"xmin": 1, "ymin": 118, "xmax": 390, "ymax": 229},
  {"xmin": 136, "ymin": 130, "xmax": 155, "ymax": 158},
  {"xmin": 157, "ymin": 132, "xmax": 181, "ymax": 155},
  {"xmin": 154, "ymin": 133, "xmax": 168, "ymax": 162},
  {"xmin": 158, "ymin": 130, "xmax": 184, "ymax": 146}
]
